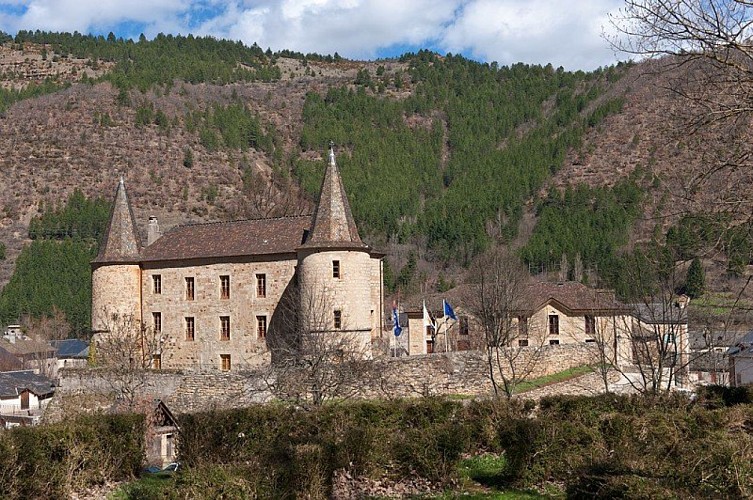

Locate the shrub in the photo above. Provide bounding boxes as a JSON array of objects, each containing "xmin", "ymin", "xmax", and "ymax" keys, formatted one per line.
[{"xmin": 0, "ymin": 413, "xmax": 144, "ymax": 499}]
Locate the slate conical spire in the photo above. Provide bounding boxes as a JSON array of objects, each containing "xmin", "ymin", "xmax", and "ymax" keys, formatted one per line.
[
  {"xmin": 93, "ymin": 177, "xmax": 142, "ymax": 263},
  {"xmin": 303, "ymin": 142, "xmax": 365, "ymax": 248}
]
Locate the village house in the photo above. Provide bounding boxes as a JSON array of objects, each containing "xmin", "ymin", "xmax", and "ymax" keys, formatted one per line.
[
  {"xmin": 92, "ymin": 144, "xmax": 384, "ymax": 370},
  {"xmin": 688, "ymin": 328, "xmax": 742, "ymax": 386},
  {"xmin": 629, "ymin": 296, "xmax": 691, "ymax": 385},
  {"xmin": 0, "ymin": 370, "xmax": 55, "ymax": 428},
  {"xmin": 0, "ymin": 326, "xmax": 56, "ymax": 376},
  {"xmin": 729, "ymin": 331, "xmax": 753, "ymax": 387},
  {"xmin": 399, "ymin": 281, "xmax": 635, "ymax": 367},
  {"xmin": 50, "ymin": 338, "xmax": 89, "ymax": 372}
]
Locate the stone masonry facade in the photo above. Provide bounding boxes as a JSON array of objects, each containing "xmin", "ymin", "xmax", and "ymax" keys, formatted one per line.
[{"xmin": 91, "ymin": 145, "xmax": 384, "ymax": 372}]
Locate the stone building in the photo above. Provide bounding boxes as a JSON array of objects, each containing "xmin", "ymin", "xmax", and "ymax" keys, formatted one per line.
[
  {"xmin": 91, "ymin": 145, "xmax": 384, "ymax": 371},
  {"xmin": 400, "ymin": 282, "xmax": 635, "ymax": 366}
]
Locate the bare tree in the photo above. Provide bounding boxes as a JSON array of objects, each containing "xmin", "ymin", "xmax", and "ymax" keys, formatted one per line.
[
  {"xmin": 234, "ymin": 162, "xmax": 313, "ymax": 219},
  {"xmin": 19, "ymin": 307, "xmax": 71, "ymax": 378},
  {"xmin": 609, "ymin": 1, "xmax": 753, "ymax": 226},
  {"xmin": 263, "ymin": 284, "xmax": 375, "ymax": 407},
  {"xmin": 573, "ymin": 253, "xmax": 584, "ymax": 283},
  {"xmin": 608, "ymin": 249, "xmax": 695, "ymax": 392},
  {"xmin": 467, "ymin": 248, "xmax": 549, "ymax": 399},
  {"xmin": 91, "ymin": 310, "xmax": 166, "ymax": 408}
]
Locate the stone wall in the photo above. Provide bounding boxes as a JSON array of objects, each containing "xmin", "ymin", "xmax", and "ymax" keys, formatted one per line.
[
  {"xmin": 298, "ymin": 249, "xmax": 382, "ymax": 357},
  {"xmin": 91, "ymin": 264, "xmax": 142, "ymax": 333},
  {"xmin": 141, "ymin": 256, "xmax": 297, "ymax": 370},
  {"xmin": 52, "ymin": 343, "xmax": 599, "ymax": 416},
  {"xmin": 367, "ymin": 343, "xmax": 598, "ymax": 398}
]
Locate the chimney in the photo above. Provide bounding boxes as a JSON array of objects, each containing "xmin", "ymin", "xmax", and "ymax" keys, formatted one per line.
[{"xmin": 147, "ymin": 216, "xmax": 161, "ymax": 246}]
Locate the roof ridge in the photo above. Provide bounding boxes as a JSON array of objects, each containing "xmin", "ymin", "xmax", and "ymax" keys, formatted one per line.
[{"xmin": 164, "ymin": 214, "xmax": 313, "ymax": 232}]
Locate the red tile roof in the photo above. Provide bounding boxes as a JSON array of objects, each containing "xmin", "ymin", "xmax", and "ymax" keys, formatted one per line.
[
  {"xmin": 518, "ymin": 281, "xmax": 629, "ymax": 314},
  {"xmin": 140, "ymin": 215, "xmax": 312, "ymax": 262}
]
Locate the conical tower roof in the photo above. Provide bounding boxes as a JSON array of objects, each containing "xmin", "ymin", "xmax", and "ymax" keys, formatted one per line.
[
  {"xmin": 302, "ymin": 143, "xmax": 366, "ymax": 249},
  {"xmin": 93, "ymin": 178, "xmax": 142, "ymax": 263}
]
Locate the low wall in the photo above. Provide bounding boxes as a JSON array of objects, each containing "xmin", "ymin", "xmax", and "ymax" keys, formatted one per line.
[
  {"xmin": 367, "ymin": 343, "xmax": 597, "ymax": 398},
  {"xmin": 51, "ymin": 344, "xmax": 598, "ymax": 416}
]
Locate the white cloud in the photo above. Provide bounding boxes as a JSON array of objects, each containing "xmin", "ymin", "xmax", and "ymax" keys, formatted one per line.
[
  {"xmin": 0, "ymin": 0, "xmax": 625, "ymax": 70},
  {"xmin": 440, "ymin": 0, "xmax": 624, "ymax": 70}
]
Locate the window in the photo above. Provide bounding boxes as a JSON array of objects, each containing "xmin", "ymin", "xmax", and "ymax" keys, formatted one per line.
[
  {"xmin": 334, "ymin": 310, "xmax": 342, "ymax": 329},
  {"xmin": 153, "ymin": 275, "xmax": 162, "ymax": 294},
  {"xmin": 518, "ymin": 316, "xmax": 529, "ymax": 337},
  {"xmin": 548, "ymin": 315, "xmax": 559, "ymax": 336},
  {"xmin": 220, "ymin": 316, "xmax": 230, "ymax": 341},
  {"xmin": 220, "ymin": 354, "xmax": 231, "ymax": 371},
  {"xmin": 585, "ymin": 315, "xmax": 596, "ymax": 336},
  {"xmin": 185, "ymin": 277, "xmax": 195, "ymax": 300},
  {"xmin": 185, "ymin": 317, "xmax": 195, "ymax": 341},
  {"xmin": 220, "ymin": 275, "xmax": 230, "ymax": 299},
  {"xmin": 153, "ymin": 312, "xmax": 162, "ymax": 333},
  {"xmin": 257, "ymin": 316, "xmax": 267, "ymax": 339},
  {"xmin": 332, "ymin": 260, "xmax": 340, "ymax": 279},
  {"xmin": 256, "ymin": 274, "xmax": 266, "ymax": 298},
  {"xmin": 518, "ymin": 339, "xmax": 529, "ymax": 347},
  {"xmin": 152, "ymin": 354, "xmax": 161, "ymax": 370},
  {"xmin": 426, "ymin": 339, "xmax": 435, "ymax": 354},
  {"xmin": 549, "ymin": 339, "xmax": 560, "ymax": 345},
  {"xmin": 460, "ymin": 316, "xmax": 469, "ymax": 335}
]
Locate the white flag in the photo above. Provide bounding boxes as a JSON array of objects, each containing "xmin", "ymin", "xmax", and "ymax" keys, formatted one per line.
[{"xmin": 423, "ymin": 300, "xmax": 436, "ymax": 332}]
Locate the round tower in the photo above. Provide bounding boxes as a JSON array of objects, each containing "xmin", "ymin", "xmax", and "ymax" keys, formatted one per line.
[
  {"xmin": 297, "ymin": 143, "xmax": 381, "ymax": 359},
  {"xmin": 91, "ymin": 178, "xmax": 143, "ymax": 334}
]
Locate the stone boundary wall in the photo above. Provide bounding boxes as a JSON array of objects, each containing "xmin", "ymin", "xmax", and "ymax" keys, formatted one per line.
[
  {"xmin": 366, "ymin": 343, "xmax": 598, "ymax": 398},
  {"xmin": 52, "ymin": 344, "xmax": 598, "ymax": 416}
]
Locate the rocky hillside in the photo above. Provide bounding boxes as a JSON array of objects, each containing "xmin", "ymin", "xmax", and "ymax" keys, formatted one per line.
[
  {"xmin": 0, "ymin": 43, "xmax": 400, "ymax": 287},
  {"xmin": 0, "ymin": 35, "xmax": 750, "ymax": 312}
]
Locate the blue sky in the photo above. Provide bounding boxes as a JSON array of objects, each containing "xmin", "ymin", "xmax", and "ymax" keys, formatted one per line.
[{"xmin": 0, "ymin": 1, "xmax": 627, "ymax": 71}]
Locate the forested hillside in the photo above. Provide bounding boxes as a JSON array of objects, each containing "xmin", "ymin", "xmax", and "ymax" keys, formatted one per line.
[{"xmin": 0, "ymin": 31, "xmax": 749, "ymax": 335}]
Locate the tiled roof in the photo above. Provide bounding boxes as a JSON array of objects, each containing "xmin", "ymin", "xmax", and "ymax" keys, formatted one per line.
[
  {"xmin": 93, "ymin": 179, "xmax": 142, "ymax": 264},
  {"xmin": 302, "ymin": 145, "xmax": 366, "ymax": 249},
  {"xmin": 0, "ymin": 338, "xmax": 55, "ymax": 357},
  {"xmin": 400, "ymin": 281, "xmax": 629, "ymax": 316},
  {"xmin": 631, "ymin": 302, "xmax": 688, "ymax": 324},
  {"xmin": 50, "ymin": 339, "xmax": 89, "ymax": 358},
  {"xmin": 728, "ymin": 331, "xmax": 753, "ymax": 357},
  {"xmin": 518, "ymin": 281, "xmax": 630, "ymax": 314},
  {"xmin": 141, "ymin": 215, "xmax": 312, "ymax": 262},
  {"xmin": 0, "ymin": 370, "xmax": 55, "ymax": 398}
]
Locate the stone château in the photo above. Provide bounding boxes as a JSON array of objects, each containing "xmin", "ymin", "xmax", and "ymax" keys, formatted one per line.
[{"xmin": 91, "ymin": 145, "xmax": 384, "ymax": 370}]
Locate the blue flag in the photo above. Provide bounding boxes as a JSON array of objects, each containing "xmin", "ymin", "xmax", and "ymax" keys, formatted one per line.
[
  {"xmin": 443, "ymin": 299, "xmax": 457, "ymax": 321},
  {"xmin": 393, "ymin": 308, "xmax": 402, "ymax": 337}
]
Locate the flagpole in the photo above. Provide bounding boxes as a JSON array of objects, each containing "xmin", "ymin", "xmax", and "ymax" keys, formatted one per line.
[{"xmin": 445, "ymin": 316, "xmax": 449, "ymax": 353}]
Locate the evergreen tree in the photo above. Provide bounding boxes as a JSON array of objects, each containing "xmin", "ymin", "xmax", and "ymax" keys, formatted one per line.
[
  {"xmin": 183, "ymin": 147, "xmax": 194, "ymax": 168},
  {"xmin": 685, "ymin": 257, "xmax": 705, "ymax": 298}
]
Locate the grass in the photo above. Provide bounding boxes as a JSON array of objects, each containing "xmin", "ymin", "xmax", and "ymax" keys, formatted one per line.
[
  {"xmin": 424, "ymin": 454, "xmax": 550, "ymax": 499},
  {"xmin": 515, "ymin": 365, "xmax": 594, "ymax": 394},
  {"xmin": 692, "ymin": 291, "xmax": 751, "ymax": 317},
  {"xmin": 109, "ymin": 471, "xmax": 176, "ymax": 500}
]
